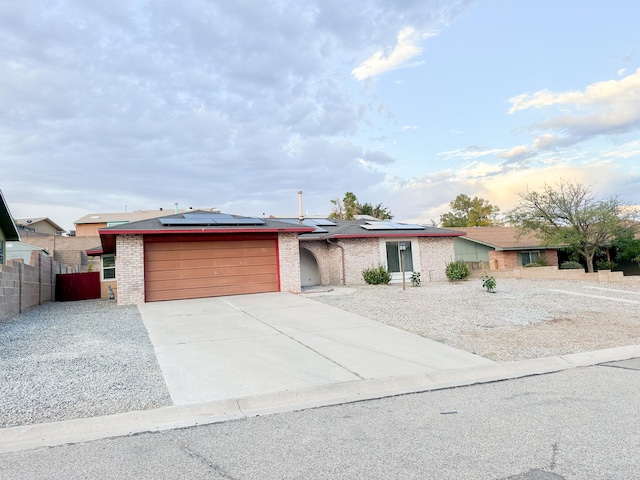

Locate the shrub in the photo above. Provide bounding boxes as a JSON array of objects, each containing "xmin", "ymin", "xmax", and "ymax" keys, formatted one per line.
[
  {"xmin": 410, "ymin": 271, "xmax": 421, "ymax": 287},
  {"xmin": 524, "ymin": 257, "xmax": 548, "ymax": 268},
  {"xmin": 445, "ymin": 260, "xmax": 470, "ymax": 282},
  {"xmin": 596, "ymin": 260, "xmax": 616, "ymax": 271},
  {"xmin": 362, "ymin": 265, "xmax": 392, "ymax": 285},
  {"xmin": 559, "ymin": 261, "xmax": 584, "ymax": 270},
  {"xmin": 481, "ymin": 274, "xmax": 496, "ymax": 293}
]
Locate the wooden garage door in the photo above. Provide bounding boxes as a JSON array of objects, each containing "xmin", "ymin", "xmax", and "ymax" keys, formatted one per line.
[{"xmin": 144, "ymin": 236, "xmax": 279, "ymax": 302}]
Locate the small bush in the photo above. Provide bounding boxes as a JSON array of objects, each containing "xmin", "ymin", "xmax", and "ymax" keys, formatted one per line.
[
  {"xmin": 534, "ymin": 257, "xmax": 548, "ymax": 266},
  {"xmin": 362, "ymin": 265, "xmax": 392, "ymax": 285},
  {"xmin": 481, "ymin": 273, "xmax": 497, "ymax": 293},
  {"xmin": 410, "ymin": 271, "xmax": 421, "ymax": 287},
  {"xmin": 559, "ymin": 261, "xmax": 584, "ymax": 270},
  {"xmin": 524, "ymin": 257, "xmax": 548, "ymax": 268},
  {"xmin": 596, "ymin": 260, "xmax": 616, "ymax": 271},
  {"xmin": 445, "ymin": 260, "xmax": 470, "ymax": 282}
]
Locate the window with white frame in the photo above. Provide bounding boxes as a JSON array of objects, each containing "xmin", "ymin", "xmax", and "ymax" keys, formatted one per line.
[
  {"xmin": 521, "ymin": 251, "xmax": 540, "ymax": 265},
  {"xmin": 102, "ymin": 254, "xmax": 116, "ymax": 280},
  {"xmin": 386, "ymin": 241, "xmax": 414, "ymax": 272}
]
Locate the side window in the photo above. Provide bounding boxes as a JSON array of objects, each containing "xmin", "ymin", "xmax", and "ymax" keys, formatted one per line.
[
  {"xmin": 102, "ymin": 255, "xmax": 116, "ymax": 280},
  {"xmin": 0, "ymin": 241, "xmax": 3, "ymax": 264},
  {"xmin": 521, "ymin": 251, "xmax": 540, "ymax": 265}
]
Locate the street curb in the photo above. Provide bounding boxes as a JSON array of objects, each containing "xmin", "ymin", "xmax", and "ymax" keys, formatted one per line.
[{"xmin": 1, "ymin": 344, "xmax": 639, "ymax": 454}]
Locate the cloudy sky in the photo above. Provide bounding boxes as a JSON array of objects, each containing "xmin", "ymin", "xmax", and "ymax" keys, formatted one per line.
[{"xmin": 3, "ymin": 0, "xmax": 640, "ymax": 231}]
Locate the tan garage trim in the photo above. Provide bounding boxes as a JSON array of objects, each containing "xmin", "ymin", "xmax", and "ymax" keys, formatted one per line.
[{"xmin": 144, "ymin": 234, "xmax": 278, "ymax": 302}]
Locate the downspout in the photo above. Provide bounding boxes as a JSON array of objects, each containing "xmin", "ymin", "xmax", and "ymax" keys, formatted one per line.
[{"xmin": 327, "ymin": 238, "xmax": 346, "ymax": 285}]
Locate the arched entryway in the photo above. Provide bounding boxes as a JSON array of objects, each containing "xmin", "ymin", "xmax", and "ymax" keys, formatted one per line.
[{"xmin": 299, "ymin": 247, "xmax": 321, "ymax": 287}]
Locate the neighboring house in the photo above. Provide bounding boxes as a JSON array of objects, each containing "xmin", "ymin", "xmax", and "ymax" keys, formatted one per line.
[
  {"xmin": 5, "ymin": 242, "xmax": 50, "ymax": 265},
  {"xmin": 453, "ymin": 226, "xmax": 559, "ymax": 269},
  {"xmin": 74, "ymin": 207, "xmax": 215, "ymax": 236},
  {"xmin": 96, "ymin": 212, "xmax": 465, "ymax": 305},
  {"xmin": 15, "ymin": 217, "xmax": 65, "ymax": 236},
  {"xmin": 0, "ymin": 190, "xmax": 20, "ymax": 265}
]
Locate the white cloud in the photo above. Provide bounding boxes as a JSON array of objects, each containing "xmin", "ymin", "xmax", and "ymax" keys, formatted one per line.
[
  {"xmin": 498, "ymin": 145, "xmax": 534, "ymax": 161},
  {"xmin": 508, "ymin": 68, "xmax": 640, "ymax": 114},
  {"xmin": 352, "ymin": 27, "xmax": 435, "ymax": 80},
  {"xmin": 437, "ymin": 146, "xmax": 504, "ymax": 160}
]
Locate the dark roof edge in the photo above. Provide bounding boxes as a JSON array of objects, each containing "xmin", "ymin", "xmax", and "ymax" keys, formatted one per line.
[{"xmin": 0, "ymin": 189, "xmax": 20, "ymax": 241}]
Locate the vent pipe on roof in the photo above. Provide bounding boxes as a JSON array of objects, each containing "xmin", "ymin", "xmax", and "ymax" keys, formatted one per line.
[{"xmin": 298, "ymin": 191, "xmax": 304, "ymax": 222}]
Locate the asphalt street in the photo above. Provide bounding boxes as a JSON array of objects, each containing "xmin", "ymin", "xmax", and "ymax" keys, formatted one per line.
[{"xmin": 1, "ymin": 358, "xmax": 639, "ymax": 480}]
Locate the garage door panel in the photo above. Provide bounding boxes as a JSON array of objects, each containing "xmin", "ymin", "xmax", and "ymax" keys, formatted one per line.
[
  {"xmin": 145, "ymin": 255, "xmax": 277, "ymax": 272},
  {"xmin": 145, "ymin": 245, "xmax": 276, "ymax": 262},
  {"xmin": 145, "ymin": 264, "xmax": 278, "ymax": 282},
  {"xmin": 144, "ymin": 236, "xmax": 279, "ymax": 301},
  {"xmin": 145, "ymin": 239, "xmax": 275, "ymax": 253},
  {"xmin": 146, "ymin": 281, "xmax": 277, "ymax": 302},
  {"xmin": 145, "ymin": 273, "xmax": 277, "ymax": 292}
]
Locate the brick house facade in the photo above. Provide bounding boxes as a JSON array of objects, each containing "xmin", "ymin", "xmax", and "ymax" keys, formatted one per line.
[{"xmin": 99, "ymin": 213, "xmax": 464, "ymax": 305}]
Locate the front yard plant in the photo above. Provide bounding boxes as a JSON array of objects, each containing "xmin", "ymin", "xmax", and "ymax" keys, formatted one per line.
[
  {"xmin": 559, "ymin": 261, "xmax": 584, "ymax": 270},
  {"xmin": 595, "ymin": 260, "xmax": 616, "ymax": 271},
  {"xmin": 445, "ymin": 260, "xmax": 470, "ymax": 282},
  {"xmin": 481, "ymin": 273, "xmax": 497, "ymax": 293},
  {"xmin": 362, "ymin": 265, "xmax": 392, "ymax": 285}
]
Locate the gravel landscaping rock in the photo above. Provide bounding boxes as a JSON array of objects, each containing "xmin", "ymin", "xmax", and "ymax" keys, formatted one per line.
[
  {"xmin": 0, "ymin": 300, "xmax": 171, "ymax": 428},
  {"xmin": 311, "ymin": 278, "xmax": 640, "ymax": 362}
]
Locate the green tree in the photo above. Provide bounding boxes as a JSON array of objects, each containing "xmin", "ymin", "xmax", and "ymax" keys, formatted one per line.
[
  {"xmin": 440, "ymin": 194, "xmax": 500, "ymax": 227},
  {"xmin": 506, "ymin": 180, "xmax": 638, "ymax": 273},
  {"xmin": 613, "ymin": 227, "xmax": 640, "ymax": 269},
  {"xmin": 329, "ymin": 192, "xmax": 393, "ymax": 220},
  {"xmin": 360, "ymin": 202, "xmax": 393, "ymax": 220}
]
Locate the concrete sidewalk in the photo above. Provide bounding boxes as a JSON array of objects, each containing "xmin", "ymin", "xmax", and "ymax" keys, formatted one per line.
[
  {"xmin": 2, "ymin": 344, "xmax": 640, "ymax": 454},
  {"xmin": 136, "ymin": 292, "xmax": 494, "ymax": 405}
]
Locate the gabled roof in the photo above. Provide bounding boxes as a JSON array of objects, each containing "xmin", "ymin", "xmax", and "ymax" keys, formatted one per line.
[
  {"xmin": 454, "ymin": 226, "xmax": 557, "ymax": 250},
  {"xmin": 0, "ymin": 190, "xmax": 20, "ymax": 241},
  {"xmin": 75, "ymin": 208, "xmax": 213, "ymax": 225},
  {"xmin": 98, "ymin": 211, "xmax": 315, "ymax": 254},
  {"xmin": 15, "ymin": 217, "xmax": 65, "ymax": 233}
]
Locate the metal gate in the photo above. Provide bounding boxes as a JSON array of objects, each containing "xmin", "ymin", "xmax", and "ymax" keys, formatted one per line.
[{"xmin": 56, "ymin": 272, "xmax": 101, "ymax": 301}]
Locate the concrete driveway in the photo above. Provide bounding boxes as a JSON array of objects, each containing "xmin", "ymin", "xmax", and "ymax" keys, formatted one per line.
[{"xmin": 137, "ymin": 292, "xmax": 494, "ymax": 405}]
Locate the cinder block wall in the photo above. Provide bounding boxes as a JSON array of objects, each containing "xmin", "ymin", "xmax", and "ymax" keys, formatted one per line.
[
  {"xmin": 115, "ymin": 235, "xmax": 145, "ymax": 305},
  {"xmin": 0, "ymin": 252, "xmax": 60, "ymax": 321},
  {"xmin": 278, "ymin": 233, "xmax": 301, "ymax": 293}
]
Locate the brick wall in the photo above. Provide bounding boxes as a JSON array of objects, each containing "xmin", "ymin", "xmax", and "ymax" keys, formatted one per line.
[
  {"xmin": 0, "ymin": 252, "xmax": 67, "ymax": 321},
  {"xmin": 340, "ymin": 238, "xmax": 382, "ymax": 285},
  {"xmin": 278, "ymin": 233, "xmax": 301, "ymax": 293},
  {"xmin": 489, "ymin": 250, "xmax": 518, "ymax": 270},
  {"xmin": 418, "ymin": 237, "xmax": 456, "ymax": 282},
  {"xmin": 299, "ymin": 240, "xmax": 341, "ymax": 285},
  {"xmin": 115, "ymin": 235, "xmax": 145, "ymax": 305},
  {"xmin": 542, "ymin": 249, "xmax": 559, "ymax": 266}
]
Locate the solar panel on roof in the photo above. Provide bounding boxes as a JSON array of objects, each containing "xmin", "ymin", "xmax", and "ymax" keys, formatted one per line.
[
  {"xmin": 159, "ymin": 214, "xmax": 265, "ymax": 226},
  {"xmin": 360, "ymin": 221, "xmax": 425, "ymax": 231},
  {"xmin": 309, "ymin": 219, "xmax": 337, "ymax": 226},
  {"xmin": 159, "ymin": 218, "xmax": 218, "ymax": 226}
]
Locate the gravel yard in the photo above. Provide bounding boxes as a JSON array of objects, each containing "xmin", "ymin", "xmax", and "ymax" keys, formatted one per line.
[
  {"xmin": 311, "ymin": 278, "xmax": 640, "ymax": 362},
  {"xmin": 0, "ymin": 300, "xmax": 171, "ymax": 429}
]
